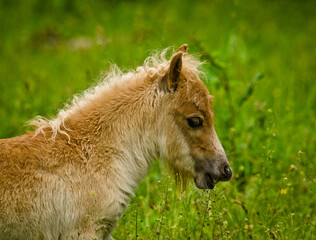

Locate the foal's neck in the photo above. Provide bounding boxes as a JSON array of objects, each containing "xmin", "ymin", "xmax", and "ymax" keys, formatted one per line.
[{"xmin": 73, "ymin": 77, "xmax": 163, "ymax": 188}]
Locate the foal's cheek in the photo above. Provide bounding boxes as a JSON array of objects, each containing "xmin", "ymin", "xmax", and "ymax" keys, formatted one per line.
[{"xmin": 189, "ymin": 131, "xmax": 215, "ymax": 157}]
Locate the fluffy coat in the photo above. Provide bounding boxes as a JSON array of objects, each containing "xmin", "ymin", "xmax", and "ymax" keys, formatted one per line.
[{"xmin": 0, "ymin": 45, "xmax": 231, "ymax": 239}]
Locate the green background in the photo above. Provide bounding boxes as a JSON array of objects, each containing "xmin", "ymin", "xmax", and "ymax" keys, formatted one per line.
[{"xmin": 0, "ymin": 0, "xmax": 315, "ymax": 239}]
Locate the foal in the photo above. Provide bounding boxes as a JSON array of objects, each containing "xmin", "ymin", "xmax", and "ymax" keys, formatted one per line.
[{"xmin": 0, "ymin": 44, "xmax": 232, "ymax": 239}]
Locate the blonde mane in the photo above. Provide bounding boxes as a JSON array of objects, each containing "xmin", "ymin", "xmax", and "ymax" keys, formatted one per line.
[{"xmin": 29, "ymin": 47, "xmax": 204, "ymax": 140}]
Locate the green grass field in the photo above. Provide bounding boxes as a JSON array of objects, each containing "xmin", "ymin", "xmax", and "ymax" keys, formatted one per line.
[{"xmin": 0, "ymin": 0, "xmax": 315, "ymax": 239}]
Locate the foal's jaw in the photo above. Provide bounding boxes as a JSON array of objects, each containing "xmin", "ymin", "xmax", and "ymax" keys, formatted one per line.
[{"xmin": 194, "ymin": 172, "xmax": 216, "ymax": 189}]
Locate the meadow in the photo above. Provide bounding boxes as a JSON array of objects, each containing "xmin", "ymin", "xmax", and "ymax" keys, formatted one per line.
[{"xmin": 0, "ymin": 0, "xmax": 315, "ymax": 239}]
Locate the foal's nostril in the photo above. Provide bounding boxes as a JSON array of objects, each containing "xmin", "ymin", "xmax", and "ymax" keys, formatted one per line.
[
  {"xmin": 224, "ymin": 165, "xmax": 230, "ymax": 175},
  {"xmin": 223, "ymin": 164, "xmax": 232, "ymax": 180}
]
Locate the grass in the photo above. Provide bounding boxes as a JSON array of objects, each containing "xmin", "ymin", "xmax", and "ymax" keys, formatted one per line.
[{"xmin": 0, "ymin": 0, "xmax": 315, "ymax": 239}]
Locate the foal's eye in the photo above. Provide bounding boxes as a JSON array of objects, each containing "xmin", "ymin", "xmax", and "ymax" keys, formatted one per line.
[{"xmin": 187, "ymin": 116, "xmax": 204, "ymax": 129}]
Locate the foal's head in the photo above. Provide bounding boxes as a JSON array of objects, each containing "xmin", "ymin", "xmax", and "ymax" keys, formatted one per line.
[{"xmin": 160, "ymin": 44, "xmax": 232, "ymax": 189}]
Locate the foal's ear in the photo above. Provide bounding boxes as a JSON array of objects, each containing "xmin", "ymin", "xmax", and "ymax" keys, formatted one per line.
[
  {"xmin": 159, "ymin": 44, "xmax": 187, "ymax": 92},
  {"xmin": 177, "ymin": 44, "xmax": 188, "ymax": 53},
  {"xmin": 168, "ymin": 52, "xmax": 183, "ymax": 91}
]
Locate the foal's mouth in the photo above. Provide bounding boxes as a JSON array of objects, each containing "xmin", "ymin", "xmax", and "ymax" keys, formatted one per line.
[{"xmin": 194, "ymin": 172, "xmax": 218, "ymax": 189}]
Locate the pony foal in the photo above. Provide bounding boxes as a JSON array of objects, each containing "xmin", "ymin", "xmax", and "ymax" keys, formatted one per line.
[{"xmin": 0, "ymin": 44, "xmax": 232, "ymax": 239}]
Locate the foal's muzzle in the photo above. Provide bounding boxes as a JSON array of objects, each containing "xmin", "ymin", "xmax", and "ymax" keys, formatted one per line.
[{"xmin": 194, "ymin": 154, "xmax": 232, "ymax": 189}]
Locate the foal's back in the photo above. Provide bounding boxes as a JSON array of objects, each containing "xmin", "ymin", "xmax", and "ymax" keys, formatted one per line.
[
  {"xmin": 0, "ymin": 133, "xmax": 42, "ymax": 183},
  {"xmin": 0, "ymin": 133, "xmax": 58, "ymax": 178}
]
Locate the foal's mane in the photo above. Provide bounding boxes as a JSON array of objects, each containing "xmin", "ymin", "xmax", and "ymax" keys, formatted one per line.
[{"xmin": 29, "ymin": 47, "xmax": 203, "ymax": 140}]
